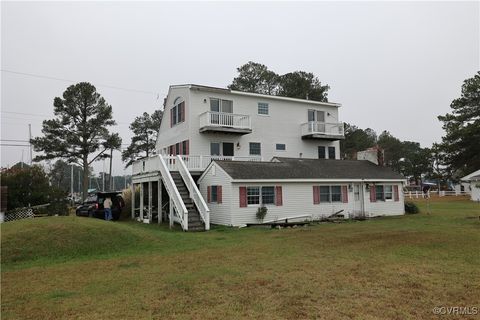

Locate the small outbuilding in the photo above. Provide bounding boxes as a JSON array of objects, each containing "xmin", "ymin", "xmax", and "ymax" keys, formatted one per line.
[
  {"xmin": 461, "ymin": 169, "xmax": 480, "ymax": 201},
  {"xmin": 198, "ymin": 157, "xmax": 406, "ymax": 226}
]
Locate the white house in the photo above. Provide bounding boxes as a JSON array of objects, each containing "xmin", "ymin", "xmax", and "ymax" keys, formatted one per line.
[
  {"xmin": 131, "ymin": 84, "xmax": 405, "ymax": 231},
  {"xmin": 198, "ymin": 157, "xmax": 405, "ymax": 226},
  {"xmin": 461, "ymin": 169, "xmax": 480, "ymax": 201}
]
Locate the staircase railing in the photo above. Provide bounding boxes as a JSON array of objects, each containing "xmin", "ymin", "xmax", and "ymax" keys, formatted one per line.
[
  {"xmin": 158, "ymin": 155, "xmax": 189, "ymax": 230},
  {"xmin": 176, "ymin": 155, "xmax": 210, "ymax": 230}
]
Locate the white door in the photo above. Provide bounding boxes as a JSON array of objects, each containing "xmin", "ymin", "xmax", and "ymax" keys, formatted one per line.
[{"xmin": 353, "ymin": 184, "xmax": 363, "ymax": 217}]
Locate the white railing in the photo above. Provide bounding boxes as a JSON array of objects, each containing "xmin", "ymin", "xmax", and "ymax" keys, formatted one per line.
[
  {"xmin": 158, "ymin": 155, "xmax": 189, "ymax": 231},
  {"xmin": 176, "ymin": 156, "xmax": 210, "ymax": 230},
  {"xmin": 199, "ymin": 111, "xmax": 251, "ymax": 130},
  {"xmin": 163, "ymin": 155, "xmax": 262, "ymax": 171},
  {"xmin": 301, "ymin": 121, "xmax": 344, "ymax": 137},
  {"xmin": 132, "ymin": 156, "xmax": 160, "ymax": 175},
  {"xmin": 133, "ymin": 154, "xmax": 263, "ymax": 174}
]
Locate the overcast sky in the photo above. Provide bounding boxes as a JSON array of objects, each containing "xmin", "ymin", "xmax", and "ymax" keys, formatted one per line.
[{"xmin": 1, "ymin": 1, "xmax": 479, "ymax": 177}]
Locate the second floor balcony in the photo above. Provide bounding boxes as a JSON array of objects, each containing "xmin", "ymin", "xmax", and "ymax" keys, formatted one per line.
[
  {"xmin": 199, "ymin": 111, "xmax": 252, "ymax": 135},
  {"xmin": 301, "ymin": 121, "xmax": 345, "ymax": 140}
]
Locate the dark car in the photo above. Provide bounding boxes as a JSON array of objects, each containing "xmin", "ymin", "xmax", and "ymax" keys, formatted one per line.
[{"xmin": 75, "ymin": 192, "xmax": 125, "ymax": 220}]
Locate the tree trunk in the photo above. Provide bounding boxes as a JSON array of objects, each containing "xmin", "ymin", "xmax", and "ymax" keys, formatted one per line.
[{"xmin": 82, "ymin": 155, "xmax": 89, "ymax": 201}]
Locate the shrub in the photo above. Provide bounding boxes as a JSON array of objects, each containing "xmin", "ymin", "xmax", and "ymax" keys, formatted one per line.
[
  {"xmin": 256, "ymin": 206, "xmax": 268, "ymax": 221},
  {"xmin": 405, "ymin": 201, "xmax": 420, "ymax": 214}
]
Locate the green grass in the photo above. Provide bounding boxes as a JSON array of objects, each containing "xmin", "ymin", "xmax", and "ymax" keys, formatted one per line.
[{"xmin": 2, "ymin": 198, "xmax": 479, "ymax": 319}]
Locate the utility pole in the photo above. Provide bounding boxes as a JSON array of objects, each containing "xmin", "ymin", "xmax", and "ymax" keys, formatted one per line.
[
  {"xmin": 71, "ymin": 164, "xmax": 74, "ymax": 206},
  {"xmin": 109, "ymin": 148, "xmax": 113, "ymax": 191},
  {"xmin": 28, "ymin": 124, "xmax": 33, "ymax": 165}
]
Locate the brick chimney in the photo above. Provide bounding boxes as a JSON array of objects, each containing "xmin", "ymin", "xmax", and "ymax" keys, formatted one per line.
[{"xmin": 357, "ymin": 146, "xmax": 385, "ymax": 166}]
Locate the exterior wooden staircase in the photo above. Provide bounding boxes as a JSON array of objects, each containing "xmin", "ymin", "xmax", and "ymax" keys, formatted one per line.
[{"xmin": 171, "ymin": 172, "xmax": 205, "ymax": 232}]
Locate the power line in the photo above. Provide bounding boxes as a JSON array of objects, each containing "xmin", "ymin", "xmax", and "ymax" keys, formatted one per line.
[
  {"xmin": 1, "ymin": 111, "xmax": 50, "ymax": 117},
  {"xmin": 1, "ymin": 69, "xmax": 164, "ymax": 97}
]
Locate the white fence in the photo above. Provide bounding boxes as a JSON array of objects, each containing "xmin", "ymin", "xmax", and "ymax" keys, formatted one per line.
[{"xmin": 405, "ymin": 190, "xmax": 471, "ymax": 199}]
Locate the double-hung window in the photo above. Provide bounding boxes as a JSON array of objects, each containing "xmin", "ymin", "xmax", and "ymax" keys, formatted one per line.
[
  {"xmin": 171, "ymin": 98, "xmax": 185, "ymax": 126},
  {"xmin": 376, "ymin": 185, "xmax": 393, "ymax": 201},
  {"xmin": 375, "ymin": 185, "xmax": 385, "ymax": 201},
  {"xmin": 319, "ymin": 186, "xmax": 342, "ymax": 203},
  {"xmin": 247, "ymin": 186, "xmax": 275, "ymax": 206},
  {"xmin": 247, "ymin": 187, "xmax": 260, "ymax": 205},
  {"xmin": 211, "ymin": 186, "xmax": 218, "ymax": 203},
  {"xmin": 258, "ymin": 102, "xmax": 269, "ymax": 115},
  {"xmin": 249, "ymin": 142, "xmax": 261, "ymax": 156}
]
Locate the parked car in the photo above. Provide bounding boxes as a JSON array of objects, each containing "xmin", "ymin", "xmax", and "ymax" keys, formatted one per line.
[{"xmin": 75, "ymin": 191, "xmax": 125, "ymax": 220}]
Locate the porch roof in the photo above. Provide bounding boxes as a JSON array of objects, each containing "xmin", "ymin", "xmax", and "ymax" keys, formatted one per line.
[{"xmin": 214, "ymin": 157, "xmax": 405, "ymax": 181}]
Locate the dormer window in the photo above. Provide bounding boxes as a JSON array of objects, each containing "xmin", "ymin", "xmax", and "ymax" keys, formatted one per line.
[{"xmin": 171, "ymin": 97, "xmax": 185, "ymax": 127}]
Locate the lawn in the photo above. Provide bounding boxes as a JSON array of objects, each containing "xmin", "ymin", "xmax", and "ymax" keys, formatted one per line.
[{"xmin": 1, "ymin": 198, "xmax": 479, "ymax": 319}]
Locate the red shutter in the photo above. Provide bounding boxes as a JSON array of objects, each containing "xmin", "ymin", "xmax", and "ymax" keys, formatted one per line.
[
  {"xmin": 218, "ymin": 186, "xmax": 222, "ymax": 204},
  {"xmin": 313, "ymin": 186, "xmax": 320, "ymax": 204},
  {"xmin": 370, "ymin": 184, "xmax": 376, "ymax": 202},
  {"xmin": 275, "ymin": 186, "xmax": 283, "ymax": 206},
  {"xmin": 185, "ymin": 140, "xmax": 189, "ymax": 155},
  {"xmin": 394, "ymin": 185, "xmax": 399, "ymax": 202},
  {"xmin": 172, "ymin": 144, "xmax": 176, "ymax": 156},
  {"xmin": 342, "ymin": 186, "xmax": 348, "ymax": 203},
  {"xmin": 239, "ymin": 187, "xmax": 247, "ymax": 207},
  {"xmin": 207, "ymin": 186, "xmax": 211, "ymax": 203},
  {"xmin": 181, "ymin": 102, "xmax": 185, "ymax": 122}
]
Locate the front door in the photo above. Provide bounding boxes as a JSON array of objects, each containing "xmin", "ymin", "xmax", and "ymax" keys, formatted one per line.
[
  {"xmin": 222, "ymin": 142, "xmax": 234, "ymax": 157},
  {"xmin": 353, "ymin": 184, "xmax": 363, "ymax": 217}
]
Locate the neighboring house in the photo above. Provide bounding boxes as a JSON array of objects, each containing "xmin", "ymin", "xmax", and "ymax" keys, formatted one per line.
[
  {"xmin": 461, "ymin": 169, "xmax": 480, "ymax": 201},
  {"xmin": 131, "ymin": 84, "xmax": 405, "ymax": 231},
  {"xmin": 198, "ymin": 157, "xmax": 405, "ymax": 226}
]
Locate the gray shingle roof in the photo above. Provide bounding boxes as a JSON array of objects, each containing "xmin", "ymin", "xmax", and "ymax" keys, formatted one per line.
[{"xmin": 214, "ymin": 157, "xmax": 405, "ymax": 180}]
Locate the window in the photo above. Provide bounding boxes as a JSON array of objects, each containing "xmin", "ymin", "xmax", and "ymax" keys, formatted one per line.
[
  {"xmin": 211, "ymin": 186, "xmax": 218, "ymax": 203},
  {"xmin": 375, "ymin": 185, "xmax": 394, "ymax": 201},
  {"xmin": 276, "ymin": 143, "xmax": 286, "ymax": 151},
  {"xmin": 384, "ymin": 185, "xmax": 393, "ymax": 200},
  {"xmin": 247, "ymin": 186, "xmax": 275, "ymax": 206},
  {"xmin": 328, "ymin": 146, "xmax": 336, "ymax": 159},
  {"xmin": 318, "ymin": 146, "xmax": 326, "ymax": 159},
  {"xmin": 308, "ymin": 110, "xmax": 325, "ymax": 122},
  {"xmin": 249, "ymin": 142, "xmax": 261, "ymax": 155},
  {"xmin": 258, "ymin": 102, "xmax": 269, "ymax": 115},
  {"xmin": 210, "ymin": 143, "xmax": 220, "ymax": 156},
  {"xmin": 175, "ymin": 143, "xmax": 180, "ymax": 155},
  {"xmin": 171, "ymin": 98, "xmax": 185, "ymax": 126},
  {"xmin": 182, "ymin": 140, "xmax": 188, "ymax": 155},
  {"xmin": 247, "ymin": 187, "xmax": 260, "ymax": 205},
  {"xmin": 318, "ymin": 186, "xmax": 343, "ymax": 203},
  {"xmin": 210, "ymin": 98, "xmax": 233, "ymax": 113},
  {"xmin": 319, "ymin": 186, "xmax": 330, "ymax": 202},
  {"xmin": 261, "ymin": 187, "xmax": 275, "ymax": 205},
  {"xmin": 331, "ymin": 186, "xmax": 342, "ymax": 202},
  {"xmin": 375, "ymin": 185, "xmax": 385, "ymax": 201}
]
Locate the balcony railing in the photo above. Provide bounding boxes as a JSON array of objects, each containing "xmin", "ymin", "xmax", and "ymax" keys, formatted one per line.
[
  {"xmin": 301, "ymin": 121, "xmax": 345, "ymax": 140},
  {"xmin": 132, "ymin": 154, "xmax": 262, "ymax": 175},
  {"xmin": 199, "ymin": 111, "xmax": 252, "ymax": 134}
]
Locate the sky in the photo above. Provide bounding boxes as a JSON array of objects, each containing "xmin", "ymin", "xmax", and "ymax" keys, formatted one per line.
[{"xmin": 1, "ymin": 1, "xmax": 479, "ymax": 177}]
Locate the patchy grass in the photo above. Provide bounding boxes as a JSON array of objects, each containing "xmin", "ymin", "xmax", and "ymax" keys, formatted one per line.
[{"xmin": 1, "ymin": 199, "xmax": 479, "ymax": 319}]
